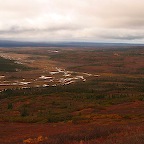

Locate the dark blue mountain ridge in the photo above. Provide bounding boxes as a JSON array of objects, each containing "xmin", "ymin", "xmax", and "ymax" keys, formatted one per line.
[{"xmin": 0, "ymin": 40, "xmax": 144, "ymax": 48}]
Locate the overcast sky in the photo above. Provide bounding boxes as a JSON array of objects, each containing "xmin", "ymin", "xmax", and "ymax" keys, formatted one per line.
[{"xmin": 0, "ymin": 0, "xmax": 144, "ymax": 43}]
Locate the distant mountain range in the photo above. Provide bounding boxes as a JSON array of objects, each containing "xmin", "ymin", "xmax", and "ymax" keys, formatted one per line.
[{"xmin": 0, "ymin": 40, "xmax": 144, "ymax": 48}]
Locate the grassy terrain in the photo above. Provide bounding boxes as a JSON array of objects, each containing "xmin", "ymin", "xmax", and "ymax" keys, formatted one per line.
[
  {"xmin": 0, "ymin": 75, "xmax": 144, "ymax": 123},
  {"xmin": 0, "ymin": 47, "xmax": 144, "ymax": 144},
  {"xmin": 49, "ymin": 48, "xmax": 144, "ymax": 74}
]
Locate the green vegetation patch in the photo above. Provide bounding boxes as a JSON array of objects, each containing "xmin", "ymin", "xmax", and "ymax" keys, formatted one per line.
[
  {"xmin": 0, "ymin": 56, "xmax": 32, "ymax": 72},
  {"xmin": 0, "ymin": 74, "xmax": 144, "ymax": 123}
]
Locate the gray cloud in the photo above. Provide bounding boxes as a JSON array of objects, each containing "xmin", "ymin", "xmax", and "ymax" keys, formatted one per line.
[
  {"xmin": 0, "ymin": 24, "xmax": 80, "ymax": 35},
  {"xmin": 0, "ymin": 0, "xmax": 144, "ymax": 42},
  {"xmin": 101, "ymin": 33, "xmax": 144, "ymax": 40}
]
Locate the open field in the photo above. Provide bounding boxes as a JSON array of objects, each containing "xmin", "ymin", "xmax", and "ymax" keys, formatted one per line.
[{"xmin": 0, "ymin": 46, "xmax": 144, "ymax": 144}]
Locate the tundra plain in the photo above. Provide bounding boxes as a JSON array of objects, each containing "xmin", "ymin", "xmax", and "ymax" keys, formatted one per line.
[{"xmin": 0, "ymin": 46, "xmax": 144, "ymax": 144}]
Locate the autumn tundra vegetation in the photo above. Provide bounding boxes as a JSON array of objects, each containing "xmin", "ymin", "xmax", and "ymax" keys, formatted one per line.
[{"xmin": 0, "ymin": 46, "xmax": 144, "ymax": 144}]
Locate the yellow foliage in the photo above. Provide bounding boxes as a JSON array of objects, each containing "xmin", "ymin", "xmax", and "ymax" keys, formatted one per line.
[
  {"xmin": 23, "ymin": 135, "xmax": 48, "ymax": 144},
  {"xmin": 37, "ymin": 136, "xmax": 43, "ymax": 142},
  {"xmin": 23, "ymin": 138, "xmax": 33, "ymax": 143}
]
